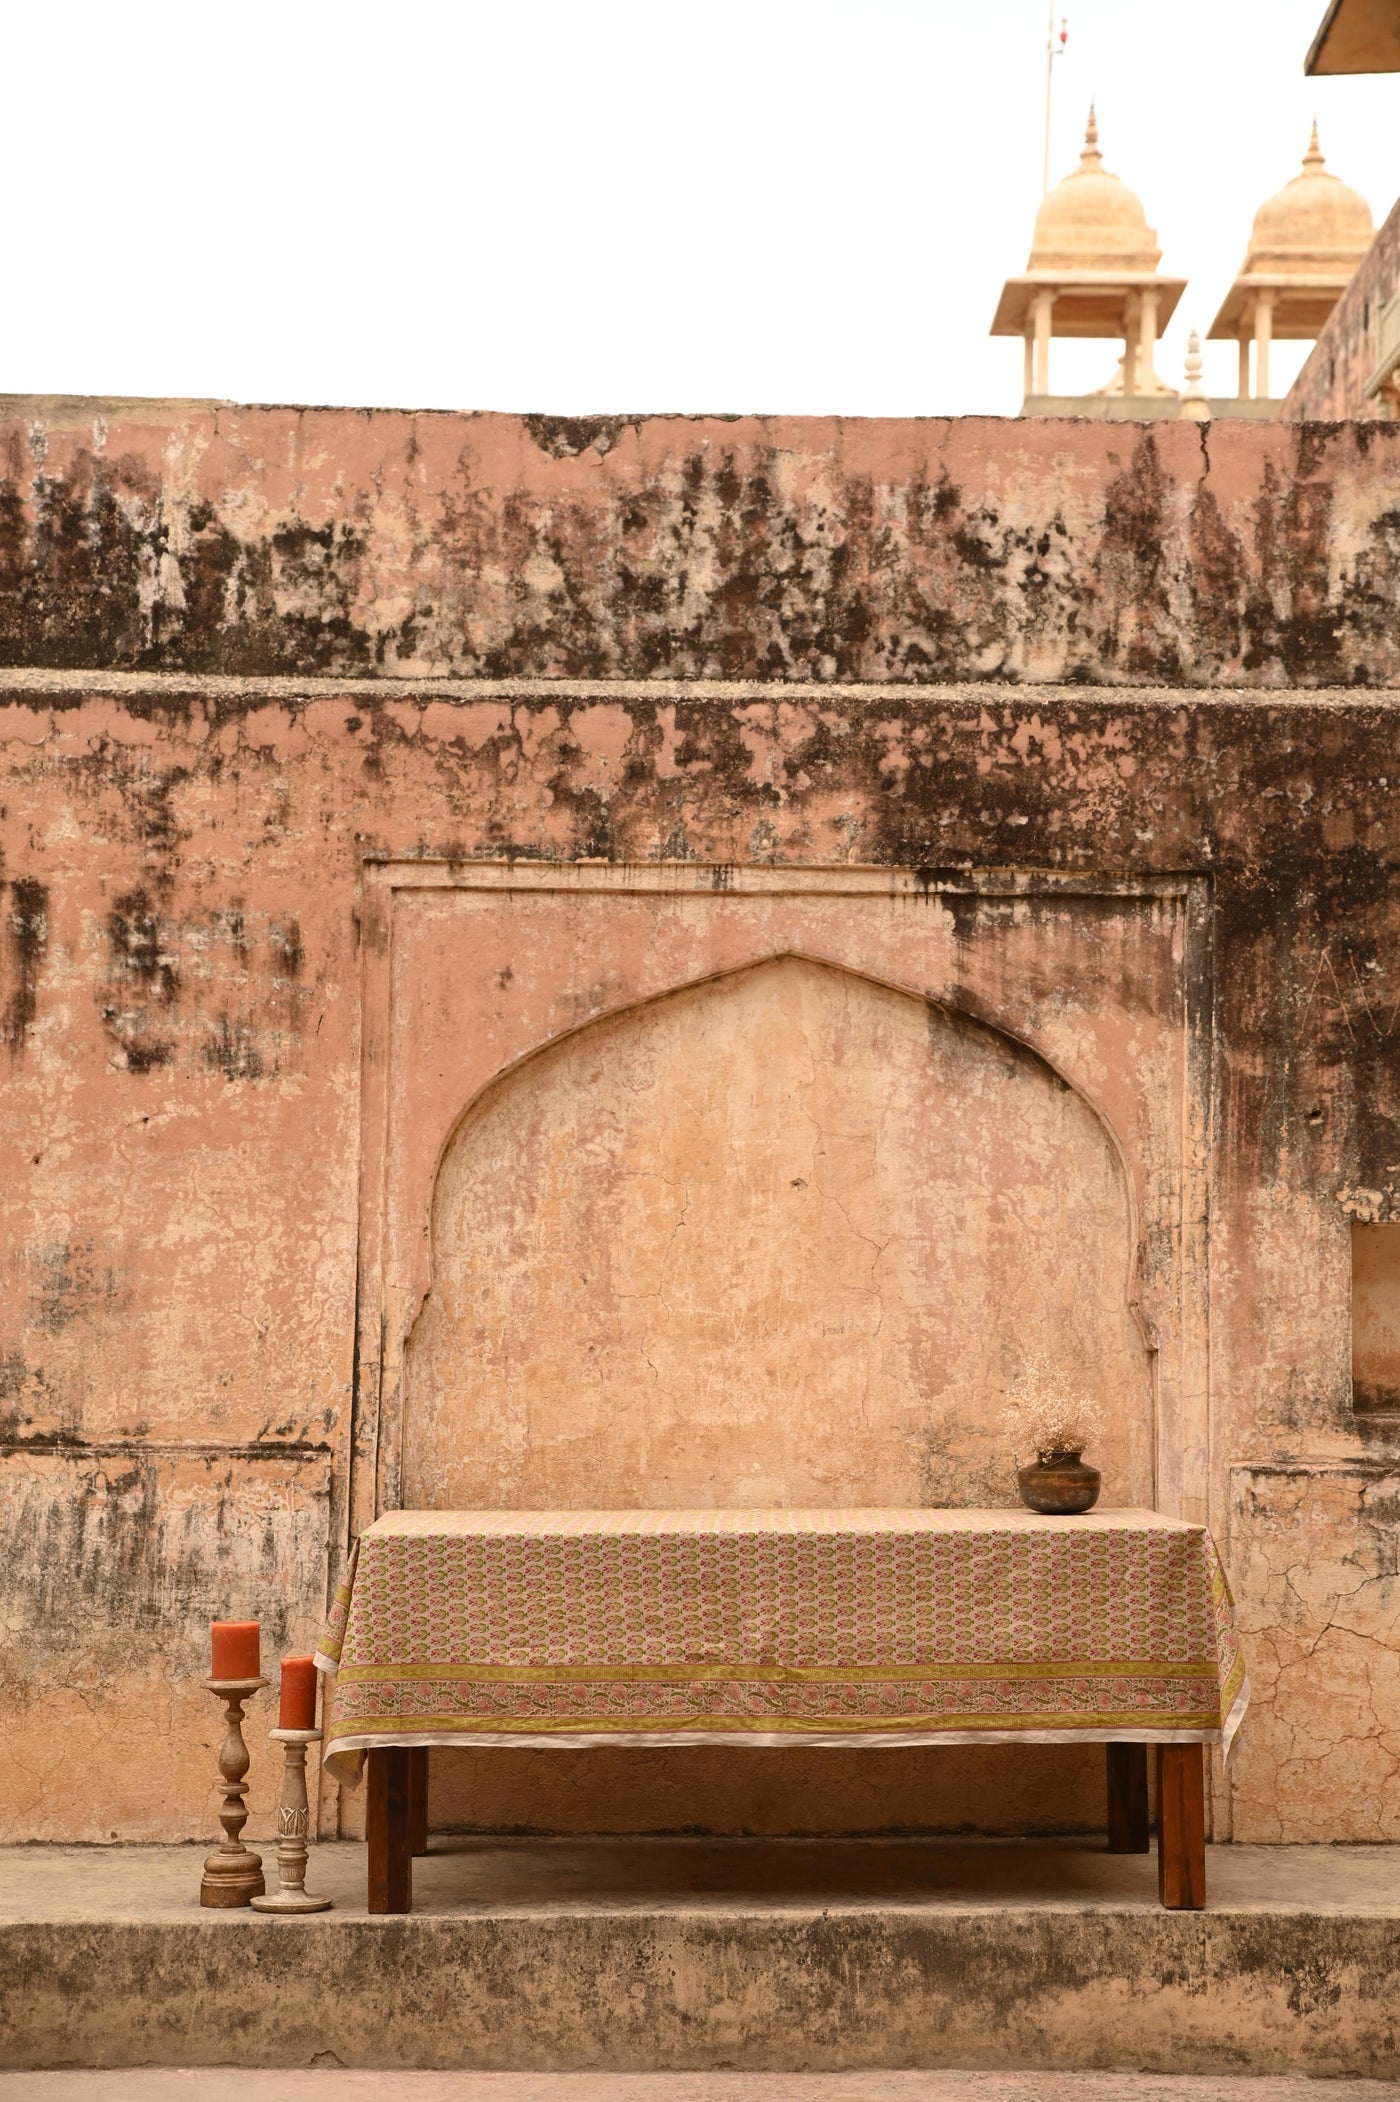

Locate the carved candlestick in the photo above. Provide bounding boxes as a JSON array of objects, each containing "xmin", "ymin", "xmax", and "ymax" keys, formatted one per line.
[
  {"xmin": 201, "ymin": 1676, "xmax": 268, "ymax": 1907},
  {"xmin": 251, "ymin": 1727, "xmax": 332, "ymax": 1913}
]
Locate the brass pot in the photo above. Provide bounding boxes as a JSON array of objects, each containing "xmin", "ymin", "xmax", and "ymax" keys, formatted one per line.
[{"xmin": 1016, "ymin": 1450, "xmax": 1101, "ymax": 1515}]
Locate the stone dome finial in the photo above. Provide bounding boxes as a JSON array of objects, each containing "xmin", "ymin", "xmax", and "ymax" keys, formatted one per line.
[
  {"xmin": 1082, "ymin": 104, "xmax": 1101, "ymax": 168},
  {"xmin": 1237, "ymin": 125, "xmax": 1372, "ymax": 278},
  {"xmin": 1207, "ymin": 120, "xmax": 1373, "ymax": 390},
  {"xmin": 1026, "ymin": 104, "xmax": 1162, "ymax": 275}
]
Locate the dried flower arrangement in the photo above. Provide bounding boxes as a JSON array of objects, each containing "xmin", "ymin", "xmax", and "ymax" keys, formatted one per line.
[{"xmin": 999, "ymin": 1358, "xmax": 1106, "ymax": 1465}]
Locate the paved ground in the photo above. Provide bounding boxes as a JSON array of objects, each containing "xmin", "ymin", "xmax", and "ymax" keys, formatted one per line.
[
  {"xmin": 7, "ymin": 1835, "xmax": 1400, "ymax": 1919},
  {"xmin": 3, "ymin": 2076, "xmax": 1399, "ymax": 2099}
]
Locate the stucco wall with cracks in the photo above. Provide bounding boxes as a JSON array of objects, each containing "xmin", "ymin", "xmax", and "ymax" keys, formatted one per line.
[{"xmin": 1, "ymin": 402, "xmax": 1399, "ymax": 1844}]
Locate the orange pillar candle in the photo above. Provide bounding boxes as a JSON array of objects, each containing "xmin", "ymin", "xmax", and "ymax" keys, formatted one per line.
[
  {"xmin": 279, "ymin": 1654, "xmax": 319, "ymax": 1731},
  {"xmin": 211, "ymin": 1620, "xmax": 261, "ymax": 1680}
]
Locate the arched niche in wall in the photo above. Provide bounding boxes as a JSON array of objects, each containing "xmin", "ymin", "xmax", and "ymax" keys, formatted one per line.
[{"xmin": 402, "ymin": 953, "xmax": 1152, "ymax": 1510}]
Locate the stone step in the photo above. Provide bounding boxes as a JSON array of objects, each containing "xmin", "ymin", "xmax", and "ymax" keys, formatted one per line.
[{"xmin": 4, "ymin": 1839, "xmax": 1399, "ymax": 2077}]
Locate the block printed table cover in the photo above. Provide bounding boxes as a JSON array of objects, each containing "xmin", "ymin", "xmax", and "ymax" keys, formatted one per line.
[{"xmin": 315, "ymin": 1506, "xmax": 1249, "ymax": 1787}]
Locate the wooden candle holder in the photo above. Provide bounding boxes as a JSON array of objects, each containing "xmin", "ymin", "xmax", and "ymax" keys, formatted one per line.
[
  {"xmin": 201, "ymin": 1676, "xmax": 268, "ymax": 1907},
  {"xmin": 251, "ymin": 1727, "xmax": 332, "ymax": 1913}
]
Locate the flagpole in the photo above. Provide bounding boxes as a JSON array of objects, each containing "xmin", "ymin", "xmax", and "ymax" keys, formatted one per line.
[
  {"xmin": 1043, "ymin": 0, "xmax": 1056, "ymax": 195},
  {"xmin": 1043, "ymin": 8, "xmax": 1066, "ymax": 195}
]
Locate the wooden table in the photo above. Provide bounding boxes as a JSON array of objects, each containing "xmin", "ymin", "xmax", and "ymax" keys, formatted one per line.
[{"xmin": 316, "ymin": 1506, "xmax": 1248, "ymax": 1915}]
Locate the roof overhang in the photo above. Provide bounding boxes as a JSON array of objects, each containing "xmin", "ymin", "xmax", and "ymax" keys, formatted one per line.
[
  {"xmin": 990, "ymin": 275, "xmax": 1187, "ymax": 338},
  {"xmin": 1306, "ymin": 0, "xmax": 1400, "ymax": 71},
  {"xmin": 1208, "ymin": 275, "xmax": 1355, "ymax": 339}
]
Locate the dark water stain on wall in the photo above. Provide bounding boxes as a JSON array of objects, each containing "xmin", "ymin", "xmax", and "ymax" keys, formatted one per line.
[
  {"xmin": 22, "ymin": 1237, "xmax": 127, "ymax": 1335},
  {"xmin": 1, "ymin": 1444, "xmax": 333, "ymax": 1680},
  {"xmin": 100, "ymin": 886, "xmax": 178, "ymax": 1073},
  {"xmin": 202, "ymin": 1014, "xmax": 266, "ymax": 1082},
  {"xmin": 2, "ymin": 875, "xmax": 47, "ymax": 1053}
]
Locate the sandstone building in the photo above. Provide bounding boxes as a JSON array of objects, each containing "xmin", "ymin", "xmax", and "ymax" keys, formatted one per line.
[
  {"xmin": 1280, "ymin": 0, "xmax": 1399, "ymax": 418},
  {"xmin": 991, "ymin": 111, "xmax": 1185, "ymax": 417},
  {"xmin": 2, "ymin": 401, "xmax": 1400, "ymax": 1855},
  {"xmin": 1285, "ymin": 191, "xmax": 1400, "ymax": 417},
  {"xmin": 1211, "ymin": 125, "xmax": 1376, "ymax": 405},
  {"xmin": 1287, "ymin": 3, "xmax": 1400, "ymax": 419},
  {"xmin": 998, "ymin": 107, "xmax": 1386, "ymax": 422}
]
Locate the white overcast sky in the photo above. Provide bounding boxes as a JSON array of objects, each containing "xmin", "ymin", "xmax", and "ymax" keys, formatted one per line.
[{"xmin": 3, "ymin": 0, "xmax": 1397, "ymax": 417}]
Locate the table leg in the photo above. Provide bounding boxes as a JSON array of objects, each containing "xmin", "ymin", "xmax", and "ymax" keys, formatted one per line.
[
  {"xmin": 1156, "ymin": 1744, "xmax": 1206, "ymax": 1909},
  {"xmin": 408, "ymin": 1746, "xmax": 429, "ymax": 1857},
  {"xmin": 1106, "ymin": 1744, "xmax": 1149, "ymax": 1853},
  {"xmin": 367, "ymin": 1748, "xmax": 413, "ymax": 1914}
]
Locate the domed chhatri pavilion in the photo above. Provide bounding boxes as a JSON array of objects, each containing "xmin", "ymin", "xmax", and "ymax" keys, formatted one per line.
[
  {"xmin": 1210, "ymin": 124, "xmax": 1375, "ymax": 399},
  {"xmin": 990, "ymin": 109, "xmax": 1186, "ymax": 412}
]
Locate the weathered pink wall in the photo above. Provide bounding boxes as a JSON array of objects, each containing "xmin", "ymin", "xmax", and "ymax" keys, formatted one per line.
[
  {"xmin": 3, "ymin": 402, "xmax": 1400, "ymax": 1845},
  {"xmin": 0, "ymin": 398, "xmax": 1398, "ymax": 685}
]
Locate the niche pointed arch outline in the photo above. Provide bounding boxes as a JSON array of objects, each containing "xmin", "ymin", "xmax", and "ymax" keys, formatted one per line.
[
  {"xmin": 400, "ymin": 947, "xmax": 1156, "ymax": 1512},
  {"xmin": 410, "ymin": 945, "xmax": 1148, "ymax": 1354}
]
